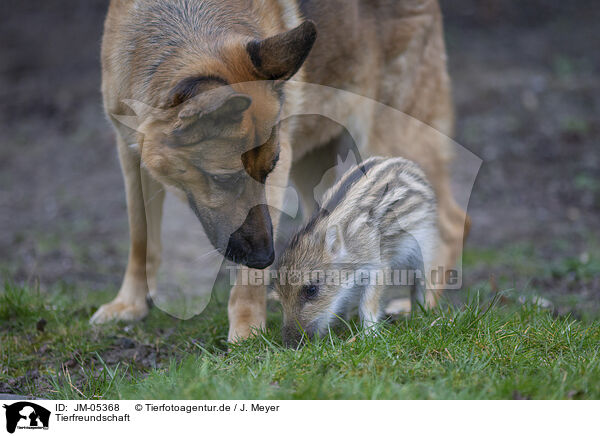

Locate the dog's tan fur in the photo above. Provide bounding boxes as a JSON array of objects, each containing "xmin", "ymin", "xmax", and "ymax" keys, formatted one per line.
[{"xmin": 93, "ymin": 0, "xmax": 466, "ymax": 342}]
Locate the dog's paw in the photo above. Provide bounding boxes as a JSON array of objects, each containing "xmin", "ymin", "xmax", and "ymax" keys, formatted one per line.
[
  {"xmin": 89, "ymin": 299, "xmax": 149, "ymax": 324},
  {"xmin": 227, "ymin": 320, "xmax": 265, "ymax": 343}
]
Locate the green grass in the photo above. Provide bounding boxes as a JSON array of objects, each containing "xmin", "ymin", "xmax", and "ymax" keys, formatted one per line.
[
  {"xmin": 461, "ymin": 238, "xmax": 600, "ymax": 321},
  {"xmin": 1, "ymin": 282, "xmax": 599, "ymax": 399},
  {"xmin": 463, "ymin": 240, "xmax": 600, "ymax": 282}
]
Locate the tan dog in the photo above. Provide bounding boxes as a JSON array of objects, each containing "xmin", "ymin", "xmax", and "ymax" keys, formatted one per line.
[{"xmin": 92, "ymin": 0, "xmax": 466, "ymax": 342}]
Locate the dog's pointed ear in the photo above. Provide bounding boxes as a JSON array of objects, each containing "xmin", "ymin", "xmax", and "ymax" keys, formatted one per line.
[
  {"xmin": 177, "ymin": 88, "xmax": 252, "ymax": 124},
  {"xmin": 247, "ymin": 21, "xmax": 317, "ymax": 80},
  {"xmin": 112, "ymin": 99, "xmax": 170, "ymax": 132}
]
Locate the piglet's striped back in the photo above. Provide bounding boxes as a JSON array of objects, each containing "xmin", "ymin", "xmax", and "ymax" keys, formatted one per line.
[{"xmin": 303, "ymin": 156, "xmax": 437, "ymax": 242}]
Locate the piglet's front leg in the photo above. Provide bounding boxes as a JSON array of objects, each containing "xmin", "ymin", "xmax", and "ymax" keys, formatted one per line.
[{"xmin": 359, "ymin": 283, "xmax": 385, "ymax": 333}]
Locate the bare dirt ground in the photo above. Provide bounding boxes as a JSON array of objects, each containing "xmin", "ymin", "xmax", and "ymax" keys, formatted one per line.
[
  {"xmin": 1, "ymin": 1, "xmax": 599, "ymax": 314},
  {"xmin": 445, "ymin": 1, "xmax": 600, "ymax": 314}
]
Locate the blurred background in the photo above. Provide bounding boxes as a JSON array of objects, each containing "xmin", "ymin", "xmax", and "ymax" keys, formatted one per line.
[{"xmin": 1, "ymin": 0, "xmax": 599, "ymax": 316}]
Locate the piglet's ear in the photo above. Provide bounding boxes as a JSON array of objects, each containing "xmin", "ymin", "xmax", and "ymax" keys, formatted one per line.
[
  {"xmin": 247, "ymin": 21, "xmax": 317, "ymax": 80},
  {"xmin": 325, "ymin": 225, "xmax": 346, "ymax": 260}
]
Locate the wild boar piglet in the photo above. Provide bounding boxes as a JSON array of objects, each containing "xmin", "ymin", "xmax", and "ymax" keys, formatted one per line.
[{"xmin": 275, "ymin": 156, "xmax": 440, "ymax": 346}]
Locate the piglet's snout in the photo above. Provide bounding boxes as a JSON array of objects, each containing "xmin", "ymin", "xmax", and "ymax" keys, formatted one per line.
[{"xmin": 282, "ymin": 324, "xmax": 303, "ymax": 348}]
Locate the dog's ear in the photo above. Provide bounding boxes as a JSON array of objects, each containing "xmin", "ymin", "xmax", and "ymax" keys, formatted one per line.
[
  {"xmin": 177, "ymin": 86, "xmax": 252, "ymax": 126},
  {"xmin": 247, "ymin": 21, "xmax": 317, "ymax": 81},
  {"xmin": 111, "ymin": 99, "xmax": 170, "ymax": 134}
]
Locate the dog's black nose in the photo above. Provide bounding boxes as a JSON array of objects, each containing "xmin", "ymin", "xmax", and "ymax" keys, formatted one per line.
[
  {"xmin": 244, "ymin": 249, "xmax": 275, "ymax": 269},
  {"xmin": 226, "ymin": 204, "xmax": 274, "ymax": 269}
]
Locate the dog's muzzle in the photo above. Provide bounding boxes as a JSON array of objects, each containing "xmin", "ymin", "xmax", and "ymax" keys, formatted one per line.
[{"xmin": 225, "ymin": 204, "xmax": 274, "ymax": 269}]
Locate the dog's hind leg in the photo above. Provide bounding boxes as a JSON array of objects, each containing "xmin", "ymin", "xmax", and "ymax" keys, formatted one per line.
[
  {"xmin": 364, "ymin": 106, "xmax": 468, "ymax": 307},
  {"xmin": 90, "ymin": 135, "xmax": 165, "ymax": 324}
]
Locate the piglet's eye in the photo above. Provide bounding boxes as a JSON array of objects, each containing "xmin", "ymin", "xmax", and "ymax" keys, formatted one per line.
[{"xmin": 302, "ymin": 284, "xmax": 319, "ymax": 300}]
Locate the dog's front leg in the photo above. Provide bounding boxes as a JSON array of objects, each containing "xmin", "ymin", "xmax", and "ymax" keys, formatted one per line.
[
  {"xmin": 227, "ymin": 137, "xmax": 292, "ymax": 342},
  {"xmin": 227, "ymin": 269, "xmax": 267, "ymax": 342},
  {"xmin": 90, "ymin": 136, "xmax": 165, "ymax": 324}
]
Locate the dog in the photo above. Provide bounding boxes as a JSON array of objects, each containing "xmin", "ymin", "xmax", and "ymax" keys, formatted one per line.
[
  {"xmin": 275, "ymin": 157, "xmax": 439, "ymax": 346},
  {"xmin": 91, "ymin": 0, "xmax": 467, "ymax": 343}
]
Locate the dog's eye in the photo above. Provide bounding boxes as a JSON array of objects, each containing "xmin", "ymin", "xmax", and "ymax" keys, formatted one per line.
[
  {"xmin": 302, "ymin": 284, "xmax": 319, "ymax": 300},
  {"xmin": 209, "ymin": 172, "xmax": 242, "ymax": 186}
]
